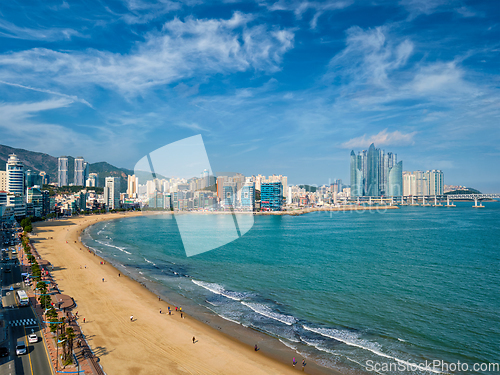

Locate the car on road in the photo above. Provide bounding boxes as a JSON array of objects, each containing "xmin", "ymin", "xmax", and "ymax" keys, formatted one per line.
[
  {"xmin": 16, "ymin": 340, "xmax": 26, "ymax": 355},
  {"xmin": 28, "ymin": 333, "xmax": 38, "ymax": 343},
  {"xmin": 0, "ymin": 347, "xmax": 8, "ymax": 357}
]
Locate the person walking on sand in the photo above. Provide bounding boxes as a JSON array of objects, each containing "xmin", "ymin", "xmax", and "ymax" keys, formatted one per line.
[
  {"xmin": 192, "ymin": 336, "xmax": 196, "ymax": 344},
  {"xmin": 180, "ymin": 312, "xmax": 183, "ymax": 318},
  {"xmin": 130, "ymin": 315, "xmax": 133, "ymax": 321},
  {"xmin": 159, "ymin": 309, "xmax": 162, "ymax": 314},
  {"xmin": 302, "ymin": 359, "xmax": 306, "ymax": 371},
  {"xmin": 102, "ymin": 278, "xmax": 104, "ymax": 282},
  {"xmin": 83, "ymin": 317, "xmax": 86, "ymax": 323},
  {"xmin": 293, "ymin": 357, "xmax": 297, "ymax": 367}
]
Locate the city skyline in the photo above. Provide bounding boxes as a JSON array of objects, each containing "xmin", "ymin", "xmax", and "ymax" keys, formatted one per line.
[{"xmin": 0, "ymin": 1, "xmax": 498, "ymax": 192}]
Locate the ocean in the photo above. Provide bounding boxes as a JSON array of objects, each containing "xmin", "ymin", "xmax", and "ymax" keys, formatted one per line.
[{"xmin": 81, "ymin": 203, "xmax": 500, "ymax": 375}]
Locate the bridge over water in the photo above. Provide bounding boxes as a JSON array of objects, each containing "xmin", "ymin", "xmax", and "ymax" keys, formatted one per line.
[{"xmin": 350, "ymin": 194, "xmax": 500, "ymax": 208}]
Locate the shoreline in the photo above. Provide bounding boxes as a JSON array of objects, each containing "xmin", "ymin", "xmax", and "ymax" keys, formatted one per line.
[{"xmin": 32, "ymin": 212, "xmax": 347, "ymax": 375}]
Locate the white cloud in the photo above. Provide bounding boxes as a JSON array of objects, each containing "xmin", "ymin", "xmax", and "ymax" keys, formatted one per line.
[
  {"xmin": 0, "ymin": 12, "xmax": 294, "ymax": 95},
  {"xmin": 264, "ymin": 0, "xmax": 353, "ymax": 28},
  {"xmin": 328, "ymin": 26, "xmax": 414, "ymax": 87},
  {"xmin": 0, "ymin": 80, "xmax": 93, "ymax": 108},
  {"xmin": 0, "ymin": 19, "xmax": 83, "ymax": 41},
  {"xmin": 341, "ymin": 129, "xmax": 416, "ymax": 149}
]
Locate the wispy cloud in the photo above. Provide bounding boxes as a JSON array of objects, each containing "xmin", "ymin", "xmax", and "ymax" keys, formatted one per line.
[
  {"xmin": 0, "ymin": 80, "xmax": 93, "ymax": 108},
  {"xmin": 328, "ymin": 25, "xmax": 414, "ymax": 88},
  {"xmin": 264, "ymin": 0, "xmax": 353, "ymax": 29},
  {"xmin": 0, "ymin": 19, "xmax": 83, "ymax": 41},
  {"xmin": 0, "ymin": 12, "xmax": 294, "ymax": 94},
  {"xmin": 341, "ymin": 129, "xmax": 417, "ymax": 149}
]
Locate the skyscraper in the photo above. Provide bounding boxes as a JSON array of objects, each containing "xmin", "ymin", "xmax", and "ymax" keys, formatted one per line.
[
  {"xmin": 127, "ymin": 175, "xmax": 139, "ymax": 198},
  {"xmin": 6, "ymin": 154, "xmax": 26, "ymax": 218},
  {"xmin": 350, "ymin": 144, "xmax": 402, "ymax": 197},
  {"xmin": 58, "ymin": 157, "xmax": 68, "ymax": 187},
  {"xmin": 402, "ymin": 170, "xmax": 444, "ymax": 196},
  {"xmin": 7, "ymin": 154, "xmax": 24, "ymax": 195},
  {"xmin": 350, "ymin": 151, "xmax": 364, "ymax": 197},
  {"xmin": 366, "ymin": 144, "xmax": 379, "ymax": 196},
  {"xmin": 74, "ymin": 157, "xmax": 86, "ymax": 186},
  {"xmin": 387, "ymin": 161, "xmax": 403, "ymax": 196},
  {"xmin": 104, "ymin": 177, "xmax": 121, "ymax": 210}
]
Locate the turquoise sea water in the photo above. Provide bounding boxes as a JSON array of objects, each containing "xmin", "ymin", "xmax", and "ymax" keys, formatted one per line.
[{"xmin": 81, "ymin": 203, "xmax": 500, "ymax": 375}]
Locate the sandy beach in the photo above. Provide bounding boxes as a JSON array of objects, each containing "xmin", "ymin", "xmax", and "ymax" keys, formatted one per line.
[{"xmin": 31, "ymin": 212, "xmax": 334, "ymax": 375}]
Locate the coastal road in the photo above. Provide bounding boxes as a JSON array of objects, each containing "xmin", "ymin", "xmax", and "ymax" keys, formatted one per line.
[{"xmin": 0, "ymin": 251, "xmax": 53, "ymax": 375}]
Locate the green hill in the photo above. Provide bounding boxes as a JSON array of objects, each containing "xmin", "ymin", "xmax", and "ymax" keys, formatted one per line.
[
  {"xmin": 445, "ymin": 188, "xmax": 482, "ymax": 195},
  {"xmin": 0, "ymin": 144, "xmax": 132, "ymax": 189}
]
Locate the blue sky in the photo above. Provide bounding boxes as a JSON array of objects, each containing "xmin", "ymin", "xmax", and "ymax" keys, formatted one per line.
[{"xmin": 0, "ymin": 0, "xmax": 499, "ymax": 192}]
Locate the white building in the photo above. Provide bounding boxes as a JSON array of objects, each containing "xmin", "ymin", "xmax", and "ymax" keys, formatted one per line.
[
  {"xmin": 403, "ymin": 170, "xmax": 444, "ymax": 196},
  {"xmin": 74, "ymin": 157, "xmax": 87, "ymax": 186},
  {"xmin": 104, "ymin": 177, "xmax": 121, "ymax": 210},
  {"xmin": 58, "ymin": 157, "xmax": 68, "ymax": 187}
]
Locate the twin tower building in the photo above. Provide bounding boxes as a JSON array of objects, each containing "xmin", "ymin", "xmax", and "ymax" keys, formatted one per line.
[{"xmin": 57, "ymin": 157, "xmax": 89, "ymax": 187}]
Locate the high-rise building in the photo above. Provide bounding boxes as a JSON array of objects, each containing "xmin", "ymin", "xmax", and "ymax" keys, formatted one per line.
[
  {"xmin": 350, "ymin": 151, "xmax": 364, "ymax": 197},
  {"xmin": 58, "ymin": 157, "xmax": 68, "ymax": 187},
  {"xmin": 350, "ymin": 144, "xmax": 402, "ymax": 197},
  {"xmin": 74, "ymin": 157, "xmax": 87, "ymax": 186},
  {"xmin": 427, "ymin": 170, "xmax": 444, "ymax": 196},
  {"xmin": 260, "ymin": 182, "xmax": 283, "ymax": 211},
  {"xmin": 0, "ymin": 171, "xmax": 6, "ymax": 192},
  {"xmin": 402, "ymin": 170, "xmax": 444, "ymax": 196},
  {"xmin": 27, "ymin": 187, "xmax": 43, "ymax": 217},
  {"xmin": 7, "ymin": 154, "xmax": 24, "ymax": 195},
  {"xmin": 104, "ymin": 177, "xmax": 121, "ymax": 210},
  {"xmin": 366, "ymin": 144, "xmax": 379, "ymax": 196},
  {"xmin": 127, "ymin": 175, "xmax": 139, "ymax": 198},
  {"xmin": 387, "ymin": 161, "xmax": 403, "ymax": 196},
  {"xmin": 25, "ymin": 170, "xmax": 42, "ymax": 188}
]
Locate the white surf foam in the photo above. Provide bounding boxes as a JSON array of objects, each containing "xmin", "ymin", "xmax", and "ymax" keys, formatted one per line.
[
  {"xmin": 303, "ymin": 326, "xmax": 442, "ymax": 374},
  {"xmin": 95, "ymin": 240, "xmax": 132, "ymax": 254},
  {"xmin": 241, "ymin": 302, "xmax": 297, "ymax": 326},
  {"xmin": 192, "ymin": 279, "xmax": 245, "ymax": 301}
]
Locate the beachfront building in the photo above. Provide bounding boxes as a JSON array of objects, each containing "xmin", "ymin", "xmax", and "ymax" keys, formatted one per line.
[
  {"xmin": 127, "ymin": 175, "xmax": 139, "ymax": 198},
  {"xmin": 222, "ymin": 182, "xmax": 237, "ymax": 210},
  {"xmin": 260, "ymin": 182, "xmax": 283, "ymax": 211},
  {"xmin": 27, "ymin": 187, "xmax": 43, "ymax": 217},
  {"xmin": 58, "ymin": 157, "xmax": 69, "ymax": 187},
  {"xmin": 240, "ymin": 182, "xmax": 255, "ymax": 211},
  {"xmin": 104, "ymin": 177, "xmax": 121, "ymax": 210},
  {"xmin": 7, "ymin": 154, "xmax": 24, "ymax": 195}
]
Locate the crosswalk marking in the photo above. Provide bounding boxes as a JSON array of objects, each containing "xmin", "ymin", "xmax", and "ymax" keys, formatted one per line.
[{"xmin": 9, "ymin": 319, "xmax": 37, "ymax": 326}]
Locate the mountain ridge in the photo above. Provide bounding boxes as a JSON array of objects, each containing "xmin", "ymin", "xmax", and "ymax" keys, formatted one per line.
[{"xmin": 0, "ymin": 144, "xmax": 132, "ymax": 188}]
